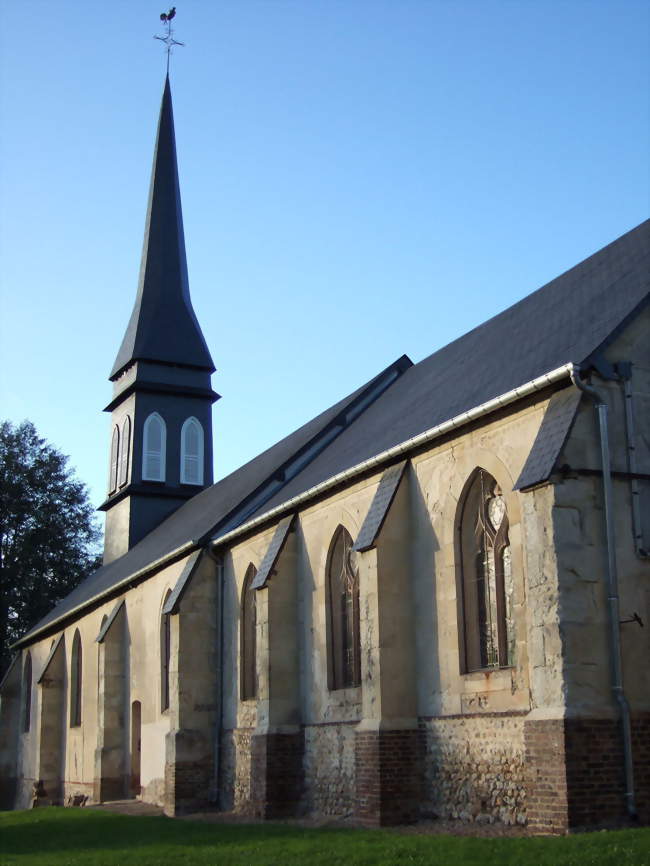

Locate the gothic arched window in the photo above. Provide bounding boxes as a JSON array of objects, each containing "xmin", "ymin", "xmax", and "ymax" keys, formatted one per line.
[
  {"xmin": 22, "ymin": 652, "xmax": 32, "ymax": 733},
  {"xmin": 240, "ymin": 564, "xmax": 257, "ymax": 701},
  {"xmin": 326, "ymin": 526, "xmax": 361, "ymax": 690},
  {"xmin": 459, "ymin": 469, "xmax": 515, "ymax": 672},
  {"xmin": 161, "ymin": 591, "xmax": 172, "ymax": 712},
  {"xmin": 70, "ymin": 630, "xmax": 83, "ymax": 727},
  {"xmin": 118, "ymin": 415, "xmax": 131, "ymax": 488},
  {"xmin": 142, "ymin": 413, "xmax": 166, "ymax": 481},
  {"xmin": 109, "ymin": 425, "xmax": 120, "ymax": 493},
  {"xmin": 180, "ymin": 417, "xmax": 204, "ymax": 486}
]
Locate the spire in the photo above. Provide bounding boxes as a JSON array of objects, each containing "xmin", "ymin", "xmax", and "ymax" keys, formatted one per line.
[{"xmin": 110, "ymin": 76, "xmax": 214, "ymax": 379}]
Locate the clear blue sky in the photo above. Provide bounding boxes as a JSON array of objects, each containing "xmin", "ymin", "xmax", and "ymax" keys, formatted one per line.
[{"xmin": 1, "ymin": 0, "xmax": 648, "ymax": 522}]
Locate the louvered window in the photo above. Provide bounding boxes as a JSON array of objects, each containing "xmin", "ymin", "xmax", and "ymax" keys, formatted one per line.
[
  {"xmin": 109, "ymin": 426, "xmax": 120, "ymax": 493},
  {"xmin": 326, "ymin": 526, "xmax": 361, "ymax": 690},
  {"xmin": 180, "ymin": 417, "xmax": 204, "ymax": 485},
  {"xmin": 118, "ymin": 415, "xmax": 131, "ymax": 488},
  {"xmin": 142, "ymin": 413, "xmax": 166, "ymax": 481}
]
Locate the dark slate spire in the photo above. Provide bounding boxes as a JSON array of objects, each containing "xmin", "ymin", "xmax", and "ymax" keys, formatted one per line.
[{"xmin": 110, "ymin": 76, "xmax": 214, "ymax": 380}]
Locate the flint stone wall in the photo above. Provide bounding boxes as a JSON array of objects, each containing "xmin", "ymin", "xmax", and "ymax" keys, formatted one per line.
[
  {"xmin": 422, "ymin": 714, "xmax": 527, "ymax": 825},
  {"xmin": 219, "ymin": 728, "xmax": 253, "ymax": 811},
  {"xmin": 303, "ymin": 723, "xmax": 357, "ymax": 816}
]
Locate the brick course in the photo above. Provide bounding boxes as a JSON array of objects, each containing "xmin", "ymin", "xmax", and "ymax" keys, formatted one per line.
[
  {"xmin": 355, "ymin": 728, "xmax": 423, "ymax": 826},
  {"xmin": 250, "ymin": 731, "xmax": 305, "ymax": 818},
  {"xmin": 525, "ymin": 714, "xmax": 650, "ymax": 833}
]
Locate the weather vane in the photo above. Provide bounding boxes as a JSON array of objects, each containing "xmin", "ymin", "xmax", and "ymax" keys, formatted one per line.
[{"xmin": 154, "ymin": 7, "xmax": 184, "ymax": 74}]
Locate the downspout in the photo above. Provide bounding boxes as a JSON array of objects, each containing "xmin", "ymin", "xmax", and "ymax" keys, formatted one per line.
[
  {"xmin": 570, "ymin": 365, "xmax": 637, "ymax": 820},
  {"xmin": 205, "ymin": 546, "xmax": 224, "ymax": 808},
  {"xmin": 617, "ymin": 363, "xmax": 649, "ymax": 559}
]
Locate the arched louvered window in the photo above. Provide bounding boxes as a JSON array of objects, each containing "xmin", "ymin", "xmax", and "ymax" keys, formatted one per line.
[
  {"xmin": 459, "ymin": 468, "xmax": 515, "ymax": 672},
  {"xmin": 142, "ymin": 413, "xmax": 166, "ymax": 481},
  {"xmin": 109, "ymin": 425, "xmax": 120, "ymax": 493},
  {"xmin": 180, "ymin": 417, "xmax": 204, "ymax": 486},
  {"xmin": 326, "ymin": 526, "xmax": 361, "ymax": 690},
  {"xmin": 240, "ymin": 565, "xmax": 257, "ymax": 701},
  {"xmin": 22, "ymin": 652, "xmax": 32, "ymax": 733},
  {"xmin": 161, "ymin": 591, "xmax": 172, "ymax": 712},
  {"xmin": 70, "ymin": 630, "xmax": 83, "ymax": 727},
  {"xmin": 118, "ymin": 415, "xmax": 131, "ymax": 488}
]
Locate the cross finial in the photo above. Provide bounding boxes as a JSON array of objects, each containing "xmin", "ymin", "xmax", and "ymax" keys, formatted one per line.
[{"xmin": 154, "ymin": 7, "xmax": 185, "ymax": 75}]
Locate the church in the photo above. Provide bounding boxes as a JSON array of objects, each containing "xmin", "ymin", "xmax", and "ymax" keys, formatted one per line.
[{"xmin": 1, "ymin": 74, "xmax": 649, "ymax": 834}]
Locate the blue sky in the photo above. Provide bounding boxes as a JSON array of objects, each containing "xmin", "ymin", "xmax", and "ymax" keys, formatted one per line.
[{"xmin": 1, "ymin": 0, "xmax": 648, "ymax": 521}]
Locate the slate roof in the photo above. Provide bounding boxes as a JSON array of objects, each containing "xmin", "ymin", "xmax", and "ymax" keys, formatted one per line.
[
  {"xmin": 18, "ymin": 360, "xmax": 409, "ymax": 641},
  {"xmin": 110, "ymin": 77, "xmax": 214, "ymax": 379},
  {"xmin": 16, "ymin": 220, "xmax": 650, "ymax": 646},
  {"xmin": 245, "ymin": 219, "xmax": 649, "ymax": 517}
]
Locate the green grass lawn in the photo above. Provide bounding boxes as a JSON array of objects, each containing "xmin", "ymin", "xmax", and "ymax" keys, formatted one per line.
[{"xmin": 1, "ymin": 809, "xmax": 649, "ymax": 866}]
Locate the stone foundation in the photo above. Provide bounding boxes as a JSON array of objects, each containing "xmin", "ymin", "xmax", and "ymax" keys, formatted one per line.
[
  {"xmin": 355, "ymin": 728, "xmax": 423, "ymax": 826},
  {"xmin": 219, "ymin": 728, "xmax": 253, "ymax": 811},
  {"xmin": 303, "ymin": 722, "xmax": 357, "ymax": 816},
  {"xmin": 421, "ymin": 714, "xmax": 527, "ymax": 826},
  {"xmin": 250, "ymin": 731, "xmax": 304, "ymax": 818},
  {"xmin": 164, "ymin": 729, "xmax": 213, "ymax": 816}
]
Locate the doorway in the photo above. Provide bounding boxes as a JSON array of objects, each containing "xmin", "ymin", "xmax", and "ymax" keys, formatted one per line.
[{"xmin": 130, "ymin": 700, "xmax": 141, "ymax": 797}]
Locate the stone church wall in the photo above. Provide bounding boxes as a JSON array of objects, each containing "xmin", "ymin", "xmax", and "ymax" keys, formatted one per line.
[{"xmin": 421, "ymin": 713, "xmax": 527, "ymax": 824}]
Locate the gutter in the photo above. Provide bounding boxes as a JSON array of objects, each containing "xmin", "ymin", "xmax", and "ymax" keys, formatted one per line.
[
  {"xmin": 570, "ymin": 366, "xmax": 637, "ymax": 821},
  {"xmin": 15, "ymin": 361, "xmax": 575, "ymax": 650},
  {"xmin": 12, "ymin": 540, "xmax": 198, "ymax": 649},
  {"xmin": 211, "ymin": 361, "xmax": 576, "ymax": 550}
]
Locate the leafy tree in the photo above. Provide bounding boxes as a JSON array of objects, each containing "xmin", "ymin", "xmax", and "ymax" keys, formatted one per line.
[{"xmin": 0, "ymin": 420, "xmax": 101, "ymax": 677}]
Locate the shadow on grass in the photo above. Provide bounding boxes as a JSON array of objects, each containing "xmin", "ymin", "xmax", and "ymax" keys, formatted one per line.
[
  {"xmin": 1, "ymin": 809, "xmax": 318, "ymax": 857},
  {"xmin": 2, "ymin": 809, "xmax": 649, "ymax": 866}
]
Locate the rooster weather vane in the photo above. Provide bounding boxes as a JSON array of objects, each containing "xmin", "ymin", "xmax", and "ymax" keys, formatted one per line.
[{"xmin": 154, "ymin": 7, "xmax": 184, "ymax": 74}]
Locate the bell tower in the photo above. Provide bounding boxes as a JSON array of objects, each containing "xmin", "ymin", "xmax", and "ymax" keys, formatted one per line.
[{"xmin": 100, "ymin": 76, "xmax": 218, "ymax": 564}]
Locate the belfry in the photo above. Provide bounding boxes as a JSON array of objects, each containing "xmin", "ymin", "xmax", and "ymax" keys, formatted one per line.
[{"xmin": 100, "ymin": 76, "xmax": 218, "ymax": 564}]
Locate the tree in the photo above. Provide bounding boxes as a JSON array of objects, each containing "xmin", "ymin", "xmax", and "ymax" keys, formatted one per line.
[{"xmin": 0, "ymin": 420, "xmax": 101, "ymax": 677}]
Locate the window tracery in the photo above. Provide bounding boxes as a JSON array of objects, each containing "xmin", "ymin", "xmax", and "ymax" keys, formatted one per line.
[
  {"xmin": 326, "ymin": 526, "xmax": 361, "ymax": 690},
  {"xmin": 459, "ymin": 469, "xmax": 515, "ymax": 671}
]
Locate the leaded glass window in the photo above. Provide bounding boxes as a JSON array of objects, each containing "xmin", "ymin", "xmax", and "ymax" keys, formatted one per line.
[
  {"xmin": 240, "ymin": 565, "xmax": 257, "ymax": 701},
  {"xmin": 460, "ymin": 469, "xmax": 515, "ymax": 671},
  {"xmin": 327, "ymin": 526, "xmax": 361, "ymax": 690},
  {"xmin": 70, "ymin": 630, "xmax": 83, "ymax": 727}
]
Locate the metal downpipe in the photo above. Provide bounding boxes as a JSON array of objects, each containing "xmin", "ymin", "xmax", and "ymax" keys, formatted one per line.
[
  {"xmin": 570, "ymin": 366, "xmax": 637, "ymax": 820},
  {"xmin": 205, "ymin": 547, "xmax": 225, "ymax": 808}
]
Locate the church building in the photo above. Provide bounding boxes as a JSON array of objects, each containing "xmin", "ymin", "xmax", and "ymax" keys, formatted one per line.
[{"xmin": 1, "ymin": 75, "xmax": 649, "ymax": 834}]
